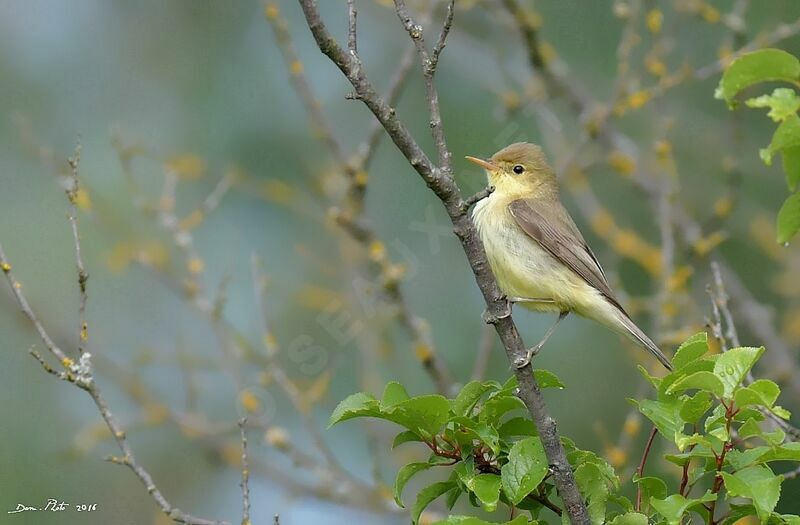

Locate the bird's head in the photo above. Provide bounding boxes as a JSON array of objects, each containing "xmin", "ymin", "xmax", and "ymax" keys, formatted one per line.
[{"xmin": 466, "ymin": 142, "xmax": 558, "ymax": 198}]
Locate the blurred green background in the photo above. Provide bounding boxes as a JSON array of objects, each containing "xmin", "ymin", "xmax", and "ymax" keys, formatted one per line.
[{"xmin": 1, "ymin": 1, "xmax": 799, "ymax": 524}]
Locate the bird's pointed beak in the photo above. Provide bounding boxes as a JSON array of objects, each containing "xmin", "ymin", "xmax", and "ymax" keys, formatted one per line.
[{"xmin": 465, "ymin": 156, "xmax": 499, "ymax": 172}]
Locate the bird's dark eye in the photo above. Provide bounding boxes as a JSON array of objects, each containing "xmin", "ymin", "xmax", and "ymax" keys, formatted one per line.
[{"xmin": 512, "ymin": 165, "xmax": 525, "ymax": 174}]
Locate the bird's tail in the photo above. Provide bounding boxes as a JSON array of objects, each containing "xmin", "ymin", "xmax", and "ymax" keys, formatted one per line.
[{"xmin": 614, "ymin": 309, "xmax": 673, "ymax": 371}]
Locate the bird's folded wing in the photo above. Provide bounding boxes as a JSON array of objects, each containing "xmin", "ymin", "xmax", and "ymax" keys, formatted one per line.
[{"xmin": 508, "ymin": 198, "xmax": 624, "ymax": 312}]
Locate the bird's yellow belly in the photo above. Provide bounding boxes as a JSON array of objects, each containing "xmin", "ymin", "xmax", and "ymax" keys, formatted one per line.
[{"xmin": 473, "ymin": 201, "xmax": 599, "ymax": 314}]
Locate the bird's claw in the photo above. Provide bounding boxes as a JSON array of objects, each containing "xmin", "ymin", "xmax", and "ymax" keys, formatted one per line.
[
  {"xmin": 482, "ymin": 297, "xmax": 512, "ymax": 325},
  {"xmin": 513, "ymin": 344, "xmax": 542, "ymax": 369}
]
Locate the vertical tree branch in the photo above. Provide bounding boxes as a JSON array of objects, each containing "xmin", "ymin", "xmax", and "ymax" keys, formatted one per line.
[
  {"xmin": 294, "ymin": 2, "xmax": 590, "ymax": 522},
  {"xmin": 66, "ymin": 143, "xmax": 89, "ymax": 354},
  {"xmin": 239, "ymin": 418, "xmax": 251, "ymax": 525}
]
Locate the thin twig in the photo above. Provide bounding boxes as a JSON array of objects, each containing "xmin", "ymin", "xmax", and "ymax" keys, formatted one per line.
[
  {"xmin": 393, "ymin": 0, "xmax": 454, "ymax": 171},
  {"xmin": 295, "ymin": 2, "xmax": 590, "ymax": 522},
  {"xmin": 265, "ymin": 3, "xmax": 348, "ymax": 167},
  {"xmin": 708, "ymin": 262, "xmax": 800, "ymax": 442},
  {"xmin": 268, "ymin": 1, "xmax": 454, "ymax": 394},
  {"xmin": 462, "ymin": 185, "xmax": 494, "ymax": 211},
  {"xmin": 66, "ymin": 143, "xmax": 89, "ymax": 354},
  {"xmin": 347, "ymin": 0, "xmax": 357, "ymax": 54},
  {"xmin": 356, "ymin": 43, "xmax": 417, "ymax": 170},
  {"xmin": 239, "ymin": 418, "xmax": 251, "ymax": 525},
  {"xmin": 635, "ymin": 425, "xmax": 658, "ymax": 512},
  {"xmin": 0, "ymin": 165, "xmax": 226, "ymax": 525}
]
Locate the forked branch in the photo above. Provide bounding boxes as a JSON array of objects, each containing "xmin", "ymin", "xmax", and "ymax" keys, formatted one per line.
[{"xmin": 294, "ymin": 1, "xmax": 590, "ymax": 522}]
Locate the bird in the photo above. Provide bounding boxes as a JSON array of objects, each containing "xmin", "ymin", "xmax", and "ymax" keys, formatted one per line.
[{"xmin": 466, "ymin": 142, "xmax": 672, "ymax": 371}]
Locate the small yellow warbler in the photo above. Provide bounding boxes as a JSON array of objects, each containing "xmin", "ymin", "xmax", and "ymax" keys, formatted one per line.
[{"xmin": 467, "ymin": 142, "xmax": 672, "ymax": 370}]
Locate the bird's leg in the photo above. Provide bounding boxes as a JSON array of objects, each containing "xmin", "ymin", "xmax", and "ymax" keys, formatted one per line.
[
  {"xmin": 482, "ymin": 296, "xmax": 555, "ymax": 324},
  {"xmin": 514, "ymin": 311, "xmax": 569, "ymax": 369},
  {"xmin": 507, "ymin": 296, "xmax": 556, "ymax": 306}
]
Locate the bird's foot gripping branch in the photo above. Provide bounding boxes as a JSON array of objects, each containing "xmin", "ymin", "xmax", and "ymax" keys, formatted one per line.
[{"xmin": 330, "ymin": 332, "xmax": 800, "ymax": 525}]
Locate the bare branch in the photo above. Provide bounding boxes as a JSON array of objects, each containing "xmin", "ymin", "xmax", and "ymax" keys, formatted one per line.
[
  {"xmin": 0, "ymin": 153, "xmax": 228, "ymax": 525},
  {"xmin": 239, "ymin": 418, "xmax": 251, "ymax": 525},
  {"xmin": 708, "ymin": 262, "xmax": 800, "ymax": 442},
  {"xmin": 393, "ymin": 0, "xmax": 454, "ymax": 171},
  {"xmin": 294, "ymin": 2, "xmax": 590, "ymax": 522},
  {"xmin": 0, "ymin": 246, "xmax": 71, "ymax": 366},
  {"xmin": 347, "ymin": 0, "xmax": 357, "ymax": 54},
  {"xmin": 356, "ymin": 43, "xmax": 416, "ymax": 170},
  {"xmin": 265, "ymin": 3, "xmax": 348, "ymax": 167},
  {"xmin": 266, "ymin": 3, "xmax": 454, "ymax": 393},
  {"xmin": 462, "ymin": 185, "xmax": 494, "ymax": 211},
  {"xmin": 66, "ymin": 143, "xmax": 89, "ymax": 354}
]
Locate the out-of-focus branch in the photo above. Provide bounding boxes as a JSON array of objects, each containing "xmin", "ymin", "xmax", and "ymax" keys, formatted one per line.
[
  {"xmin": 500, "ymin": 0, "xmax": 800, "ymax": 400},
  {"xmin": 266, "ymin": 2, "xmax": 455, "ymax": 394},
  {"xmin": 66, "ymin": 144, "xmax": 90, "ymax": 354},
  {"xmin": 238, "ymin": 418, "xmax": 251, "ymax": 525},
  {"xmin": 0, "ymin": 159, "xmax": 227, "ymax": 525},
  {"xmin": 295, "ymin": 1, "xmax": 590, "ymax": 522},
  {"xmin": 708, "ymin": 262, "xmax": 800, "ymax": 442}
]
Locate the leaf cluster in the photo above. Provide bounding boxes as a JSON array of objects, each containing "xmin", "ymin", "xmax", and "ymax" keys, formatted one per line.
[
  {"xmin": 632, "ymin": 332, "xmax": 799, "ymax": 525},
  {"xmin": 330, "ymin": 331, "xmax": 800, "ymax": 524},
  {"xmin": 716, "ymin": 48, "xmax": 800, "ymax": 243}
]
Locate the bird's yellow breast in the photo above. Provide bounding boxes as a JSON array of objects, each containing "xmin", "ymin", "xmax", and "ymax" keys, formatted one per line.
[{"xmin": 472, "ymin": 194, "xmax": 605, "ymax": 316}]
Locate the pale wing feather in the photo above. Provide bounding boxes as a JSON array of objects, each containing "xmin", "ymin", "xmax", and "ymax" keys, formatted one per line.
[
  {"xmin": 507, "ymin": 198, "xmax": 623, "ymax": 312},
  {"xmin": 508, "ymin": 198, "xmax": 673, "ymax": 371}
]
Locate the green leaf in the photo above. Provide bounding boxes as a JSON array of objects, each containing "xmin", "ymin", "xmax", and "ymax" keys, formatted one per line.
[
  {"xmin": 637, "ymin": 365, "xmax": 662, "ymax": 389},
  {"xmin": 760, "ymin": 442, "xmax": 800, "ymax": 462},
  {"xmin": 500, "ymin": 437, "xmax": 549, "ymax": 505},
  {"xmin": 452, "ymin": 381, "xmax": 496, "ymax": 416},
  {"xmin": 650, "ymin": 491, "xmax": 716, "ymax": 525},
  {"xmin": 328, "ymin": 392, "xmax": 381, "ymax": 427},
  {"xmin": 394, "ymin": 462, "xmax": 435, "ymax": 507},
  {"xmin": 391, "ymin": 395, "xmax": 452, "ymax": 436},
  {"xmin": 777, "ymin": 192, "xmax": 800, "ymax": 244},
  {"xmin": 432, "ymin": 516, "xmax": 534, "ymax": 525},
  {"xmin": 479, "ymin": 395, "xmax": 527, "ymax": 425},
  {"xmin": 635, "ymin": 398, "xmax": 688, "ymax": 449},
  {"xmin": 659, "ymin": 358, "xmax": 715, "ymax": 399},
  {"xmin": 667, "ymin": 371, "xmax": 725, "ymax": 397},
  {"xmin": 716, "ymin": 49, "xmax": 800, "ymax": 104},
  {"xmin": 411, "ymin": 481, "xmax": 456, "ymax": 525},
  {"xmin": 762, "ymin": 114, "xmax": 800, "ymax": 165},
  {"xmin": 726, "ymin": 446, "xmax": 770, "ymax": 471},
  {"xmin": 783, "ymin": 145, "xmax": 800, "ymax": 191},
  {"xmin": 680, "ymin": 391, "xmax": 714, "ymax": 423},
  {"xmin": 468, "ymin": 473, "xmax": 502, "ymax": 512},
  {"xmin": 746, "ymin": 87, "xmax": 800, "ymax": 122},
  {"xmin": 634, "ymin": 476, "xmax": 667, "ymax": 505},
  {"xmin": 713, "ymin": 346, "xmax": 765, "ymax": 398},
  {"xmin": 607, "ymin": 513, "xmax": 649, "ymax": 525},
  {"xmin": 575, "ymin": 462, "xmax": 609, "ymax": 525},
  {"xmin": 721, "ymin": 465, "xmax": 782, "ymax": 523},
  {"xmin": 672, "ymin": 332, "xmax": 709, "ymax": 370},
  {"xmin": 450, "ymin": 416, "xmax": 500, "ymax": 454},
  {"xmin": 749, "ymin": 379, "xmax": 781, "ymax": 406},
  {"xmin": 498, "ymin": 417, "xmax": 538, "ymax": 438},
  {"xmin": 534, "ymin": 369, "xmax": 566, "ymax": 389},
  {"xmin": 705, "ymin": 403, "xmax": 730, "ymax": 442},
  {"xmin": 445, "ymin": 485, "xmax": 462, "ymax": 511},
  {"xmin": 382, "ymin": 381, "xmax": 410, "ymax": 407},
  {"xmin": 392, "ymin": 430, "xmax": 424, "ymax": 448},
  {"xmin": 567, "ymin": 449, "xmax": 619, "ymax": 489}
]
